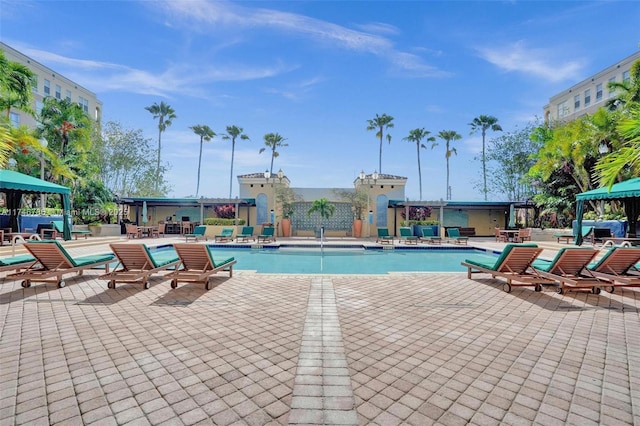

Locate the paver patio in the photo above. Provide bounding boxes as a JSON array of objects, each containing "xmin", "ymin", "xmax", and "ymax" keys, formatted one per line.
[{"xmin": 1, "ymin": 238, "xmax": 640, "ymax": 425}]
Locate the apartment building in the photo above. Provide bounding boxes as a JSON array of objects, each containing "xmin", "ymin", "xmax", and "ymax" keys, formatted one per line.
[
  {"xmin": 543, "ymin": 51, "xmax": 640, "ymax": 122},
  {"xmin": 1, "ymin": 42, "xmax": 102, "ymax": 128}
]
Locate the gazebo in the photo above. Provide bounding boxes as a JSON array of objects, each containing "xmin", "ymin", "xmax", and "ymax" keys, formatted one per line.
[
  {"xmin": 0, "ymin": 169, "xmax": 72, "ymax": 240},
  {"xmin": 575, "ymin": 177, "xmax": 640, "ymax": 245}
]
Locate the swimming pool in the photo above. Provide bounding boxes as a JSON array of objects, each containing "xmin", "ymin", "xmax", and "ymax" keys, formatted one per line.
[{"xmin": 158, "ymin": 246, "xmax": 500, "ymax": 274}]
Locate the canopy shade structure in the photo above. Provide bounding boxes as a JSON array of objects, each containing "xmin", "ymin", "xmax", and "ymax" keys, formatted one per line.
[
  {"xmin": 575, "ymin": 177, "xmax": 640, "ymax": 245},
  {"xmin": 0, "ymin": 169, "xmax": 72, "ymax": 240}
]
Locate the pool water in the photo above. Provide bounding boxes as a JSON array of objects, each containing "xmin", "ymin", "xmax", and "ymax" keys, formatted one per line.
[{"xmin": 192, "ymin": 247, "xmax": 500, "ymax": 274}]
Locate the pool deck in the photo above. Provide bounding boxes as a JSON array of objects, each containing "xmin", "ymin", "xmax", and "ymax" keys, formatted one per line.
[{"xmin": 1, "ymin": 236, "xmax": 639, "ymax": 425}]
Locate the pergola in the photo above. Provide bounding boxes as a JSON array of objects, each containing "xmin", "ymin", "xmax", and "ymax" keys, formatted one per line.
[
  {"xmin": 0, "ymin": 169, "xmax": 72, "ymax": 240},
  {"xmin": 575, "ymin": 177, "xmax": 640, "ymax": 245}
]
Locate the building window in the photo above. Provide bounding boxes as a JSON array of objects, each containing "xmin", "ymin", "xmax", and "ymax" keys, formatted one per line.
[
  {"xmin": 65, "ymin": 90, "xmax": 71, "ymax": 102},
  {"xmin": 608, "ymin": 77, "xmax": 616, "ymax": 98},
  {"xmin": 584, "ymin": 89, "xmax": 591, "ymax": 107},
  {"xmin": 35, "ymin": 100, "xmax": 43, "ymax": 114},
  {"xmin": 78, "ymin": 96, "xmax": 89, "ymax": 113},
  {"xmin": 623, "ymin": 70, "xmax": 630, "ymax": 83},
  {"xmin": 574, "ymin": 95, "xmax": 580, "ymax": 110},
  {"xmin": 55, "ymin": 85, "xmax": 61, "ymax": 99},
  {"xmin": 9, "ymin": 112, "xmax": 20, "ymax": 127},
  {"xmin": 596, "ymin": 83, "xmax": 603, "ymax": 101},
  {"xmin": 44, "ymin": 79, "xmax": 50, "ymax": 96},
  {"xmin": 31, "ymin": 76, "xmax": 38, "ymax": 93},
  {"xmin": 557, "ymin": 100, "xmax": 569, "ymax": 118}
]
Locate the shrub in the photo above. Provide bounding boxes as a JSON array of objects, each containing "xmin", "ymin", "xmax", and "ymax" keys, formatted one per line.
[
  {"xmin": 214, "ymin": 204, "xmax": 236, "ymax": 219},
  {"xmin": 203, "ymin": 218, "xmax": 245, "ymax": 226}
]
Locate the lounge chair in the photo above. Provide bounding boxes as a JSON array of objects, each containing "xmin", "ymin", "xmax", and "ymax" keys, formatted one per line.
[
  {"xmin": 447, "ymin": 228, "xmax": 469, "ymax": 245},
  {"xmin": 257, "ymin": 226, "xmax": 276, "ymax": 243},
  {"xmin": 236, "ymin": 226, "xmax": 254, "ymax": 242},
  {"xmin": 49, "ymin": 220, "xmax": 91, "ymax": 240},
  {"xmin": 214, "ymin": 227, "xmax": 234, "ymax": 242},
  {"xmin": 0, "ymin": 254, "xmax": 37, "ymax": 273},
  {"xmin": 553, "ymin": 226, "xmax": 593, "ymax": 244},
  {"xmin": 531, "ymin": 247, "xmax": 602, "ymax": 294},
  {"xmin": 376, "ymin": 227, "xmax": 393, "ymax": 244},
  {"xmin": 6, "ymin": 241, "xmax": 114, "ymax": 288},
  {"xmin": 461, "ymin": 243, "xmax": 553, "ymax": 292},
  {"xmin": 185, "ymin": 225, "xmax": 208, "ymax": 242},
  {"xmin": 166, "ymin": 243, "xmax": 237, "ymax": 290},
  {"xmin": 399, "ymin": 227, "xmax": 418, "ymax": 244},
  {"xmin": 419, "ymin": 227, "xmax": 441, "ymax": 245},
  {"xmin": 100, "ymin": 243, "xmax": 180, "ymax": 289},
  {"xmin": 586, "ymin": 247, "xmax": 640, "ymax": 292}
]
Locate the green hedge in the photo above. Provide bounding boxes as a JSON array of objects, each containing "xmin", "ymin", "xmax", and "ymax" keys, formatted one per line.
[{"xmin": 202, "ymin": 218, "xmax": 246, "ymax": 226}]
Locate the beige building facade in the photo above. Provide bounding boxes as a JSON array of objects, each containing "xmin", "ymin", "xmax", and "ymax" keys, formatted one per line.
[
  {"xmin": 1, "ymin": 42, "xmax": 102, "ymax": 128},
  {"xmin": 543, "ymin": 51, "xmax": 640, "ymax": 122}
]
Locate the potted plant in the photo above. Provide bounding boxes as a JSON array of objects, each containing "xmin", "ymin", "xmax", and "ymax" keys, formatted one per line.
[
  {"xmin": 335, "ymin": 188, "xmax": 368, "ymax": 238},
  {"xmin": 307, "ymin": 198, "xmax": 335, "ymax": 240},
  {"xmin": 276, "ymin": 186, "xmax": 298, "ymax": 237}
]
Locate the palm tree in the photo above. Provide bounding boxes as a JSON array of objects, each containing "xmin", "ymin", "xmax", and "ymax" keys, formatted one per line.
[
  {"xmin": 438, "ymin": 130, "xmax": 462, "ymax": 200},
  {"xmin": 0, "ymin": 51, "xmax": 35, "ymax": 118},
  {"xmin": 402, "ymin": 128, "xmax": 436, "ymax": 200},
  {"xmin": 222, "ymin": 125, "xmax": 250, "ymax": 198},
  {"xmin": 39, "ymin": 98, "xmax": 91, "ymax": 161},
  {"xmin": 145, "ymin": 101, "xmax": 176, "ymax": 190},
  {"xmin": 259, "ymin": 132, "xmax": 288, "ymax": 174},
  {"xmin": 366, "ymin": 113, "xmax": 394, "ymax": 173},
  {"xmin": 469, "ymin": 115, "xmax": 502, "ymax": 200},
  {"xmin": 606, "ymin": 59, "xmax": 640, "ymax": 111},
  {"xmin": 307, "ymin": 197, "xmax": 335, "ymax": 239},
  {"xmin": 189, "ymin": 124, "xmax": 216, "ymax": 198}
]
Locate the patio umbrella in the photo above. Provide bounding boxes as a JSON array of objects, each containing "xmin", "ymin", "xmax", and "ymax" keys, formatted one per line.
[
  {"xmin": 142, "ymin": 201, "xmax": 148, "ymax": 224},
  {"xmin": 508, "ymin": 204, "xmax": 515, "ymax": 228}
]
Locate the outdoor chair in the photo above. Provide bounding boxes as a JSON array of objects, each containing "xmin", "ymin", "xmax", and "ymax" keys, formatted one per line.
[
  {"xmin": 0, "ymin": 253, "xmax": 37, "ymax": 273},
  {"xmin": 185, "ymin": 225, "xmax": 208, "ymax": 242},
  {"xmin": 531, "ymin": 247, "xmax": 602, "ymax": 294},
  {"xmin": 376, "ymin": 227, "xmax": 393, "ymax": 244},
  {"xmin": 419, "ymin": 227, "xmax": 441, "ymax": 245},
  {"xmin": 100, "ymin": 243, "xmax": 179, "ymax": 289},
  {"xmin": 399, "ymin": 227, "xmax": 418, "ymax": 244},
  {"xmin": 166, "ymin": 243, "xmax": 237, "ymax": 290},
  {"xmin": 586, "ymin": 247, "xmax": 640, "ymax": 292},
  {"xmin": 126, "ymin": 224, "xmax": 142, "ymax": 239},
  {"xmin": 6, "ymin": 240, "xmax": 114, "ymax": 288},
  {"xmin": 514, "ymin": 228, "xmax": 532, "ymax": 243},
  {"xmin": 214, "ymin": 227, "xmax": 234, "ymax": 243},
  {"xmin": 447, "ymin": 228, "xmax": 469, "ymax": 245},
  {"xmin": 461, "ymin": 243, "xmax": 553, "ymax": 292},
  {"xmin": 494, "ymin": 227, "xmax": 508, "ymax": 242},
  {"xmin": 257, "ymin": 226, "xmax": 276, "ymax": 243},
  {"xmin": 236, "ymin": 226, "xmax": 254, "ymax": 242}
]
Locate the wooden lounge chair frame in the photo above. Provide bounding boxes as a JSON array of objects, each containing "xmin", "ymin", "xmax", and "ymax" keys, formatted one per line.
[
  {"xmin": 0, "ymin": 254, "xmax": 37, "ymax": 273},
  {"xmin": 461, "ymin": 244, "xmax": 553, "ymax": 292},
  {"xmin": 447, "ymin": 228, "xmax": 469, "ymax": 245},
  {"xmin": 214, "ymin": 227, "xmax": 234, "ymax": 242},
  {"xmin": 236, "ymin": 226, "xmax": 254, "ymax": 242},
  {"xmin": 419, "ymin": 227, "xmax": 441, "ymax": 245},
  {"xmin": 100, "ymin": 243, "xmax": 180, "ymax": 289},
  {"xmin": 185, "ymin": 225, "xmax": 208, "ymax": 242},
  {"xmin": 399, "ymin": 227, "xmax": 418, "ymax": 245},
  {"xmin": 376, "ymin": 228, "xmax": 393, "ymax": 244},
  {"xmin": 6, "ymin": 241, "xmax": 114, "ymax": 288},
  {"xmin": 166, "ymin": 243, "xmax": 237, "ymax": 290},
  {"xmin": 257, "ymin": 226, "xmax": 276, "ymax": 243},
  {"xmin": 587, "ymin": 247, "xmax": 640, "ymax": 292},
  {"xmin": 531, "ymin": 247, "xmax": 603, "ymax": 294}
]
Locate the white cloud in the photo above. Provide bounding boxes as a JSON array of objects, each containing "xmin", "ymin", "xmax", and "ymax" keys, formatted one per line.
[
  {"xmin": 155, "ymin": 0, "xmax": 445, "ymax": 77},
  {"xmin": 476, "ymin": 41, "xmax": 584, "ymax": 82}
]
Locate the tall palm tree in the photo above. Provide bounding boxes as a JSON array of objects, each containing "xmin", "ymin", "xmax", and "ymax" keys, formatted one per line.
[
  {"xmin": 189, "ymin": 124, "xmax": 216, "ymax": 198},
  {"xmin": 402, "ymin": 128, "xmax": 436, "ymax": 200},
  {"xmin": 259, "ymin": 132, "xmax": 288, "ymax": 174},
  {"xmin": 0, "ymin": 51, "xmax": 35, "ymax": 118},
  {"xmin": 366, "ymin": 113, "xmax": 394, "ymax": 173},
  {"xmin": 39, "ymin": 98, "xmax": 91, "ymax": 161},
  {"xmin": 145, "ymin": 101, "xmax": 176, "ymax": 190},
  {"xmin": 606, "ymin": 59, "xmax": 640, "ymax": 111},
  {"xmin": 438, "ymin": 130, "xmax": 462, "ymax": 200},
  {"xmin": 222, "ymin": 125, "xmax": 250, "ymax": 198},
  {"xmin": 469, "ymin": 115, "xmax": 502, "ymax": 200}
]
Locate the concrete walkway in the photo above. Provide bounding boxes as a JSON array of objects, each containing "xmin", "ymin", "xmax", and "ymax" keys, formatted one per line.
[{"xmin": 1, "ymin": 237, "xmax": 639, "ymax": 425}]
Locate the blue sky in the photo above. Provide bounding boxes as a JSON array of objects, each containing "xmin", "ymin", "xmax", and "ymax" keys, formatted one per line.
[{"xmin": 1, "ymin": 0, "xmax": 639, "ymax": 201}]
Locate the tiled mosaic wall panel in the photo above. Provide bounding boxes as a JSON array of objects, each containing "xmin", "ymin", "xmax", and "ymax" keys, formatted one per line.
[{"xmin": 291, "ymin": 202, "xmax": 352, "ymax": 231}]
